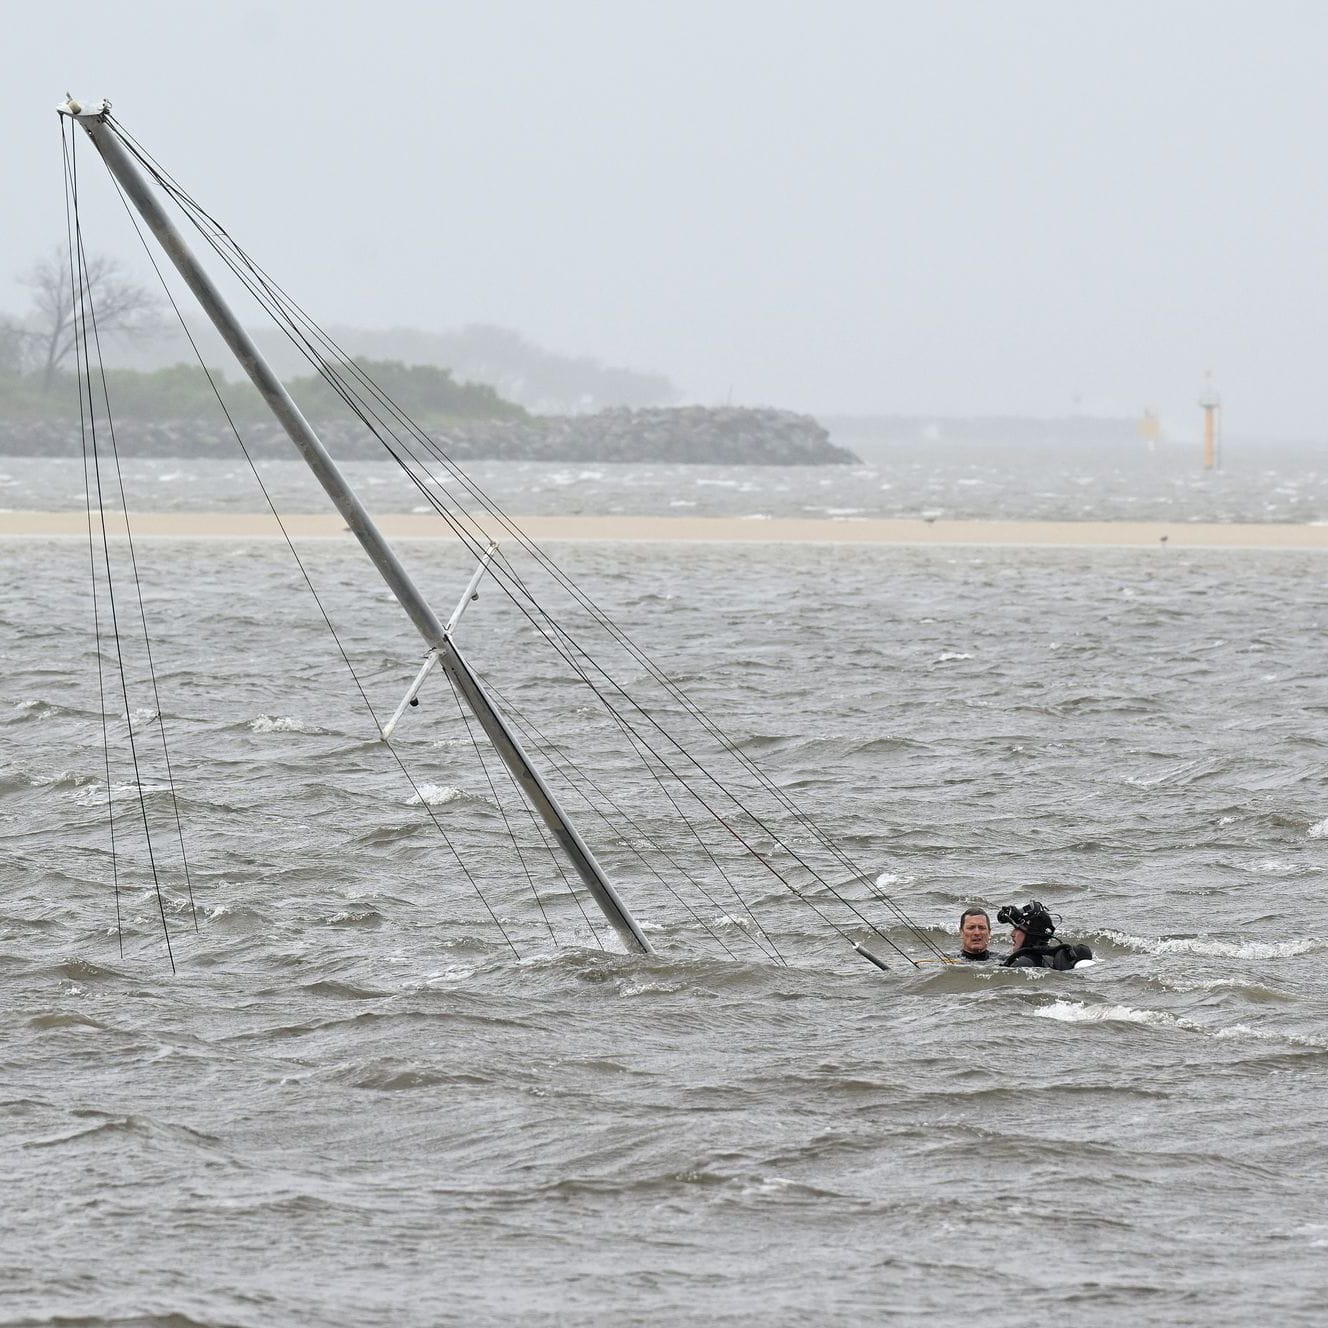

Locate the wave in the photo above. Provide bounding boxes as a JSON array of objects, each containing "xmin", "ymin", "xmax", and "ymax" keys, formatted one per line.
[
  {"xmin": 26, "ymin": 1011, "xmax": 108, "ymax": 1032},
  {"xmin": 1100, "ymin": 929, "xmax": 1323, "ymax": 959},
  {"xmin": 1032, "ymin": 997, "xmax": 1327, "ymax": 1049},
  {"xmin": 324, "ymin": 908, "xmax": 385, "ymax": 929},
  {"xmin": 406, "ymin": 783, "xmax": 465, "ymax": 807},
  {"xmin": 71, "ymin": 779, "xmax": 182, "ymax": 808},
  {"xmin": 24, "ymin": 1110, "xmax": 224, "ymax": 1152},
  {"xmin": 249, "ymin": 713, "xmax": 324, "ymax": 735},
  {"xmin": 1034, "ymin": 998, "xmax": 1177, "ymax": 1028}
]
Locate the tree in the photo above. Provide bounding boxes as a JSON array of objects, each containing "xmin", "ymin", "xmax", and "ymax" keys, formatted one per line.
[
  {"xmin": 17, "ymin": 250, "xmax": 161, "ymax": 389},
  {"xmin": 0, "ymin": 315, "xmax": 26, "ymax": 376}
]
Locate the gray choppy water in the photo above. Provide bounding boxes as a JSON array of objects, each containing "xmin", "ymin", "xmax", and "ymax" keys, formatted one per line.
[
  {"xmin": 4, "ymin": 442, "xmax": 1328, "ymax": 523},
  {"xmin": 3, "ymin": 533, "xmax": 1327, "ymax": 1326}
]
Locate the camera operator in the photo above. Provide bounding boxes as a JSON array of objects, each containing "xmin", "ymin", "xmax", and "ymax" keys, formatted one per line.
[{"xmin": 997, "ymin": 901, "xmax": 1094, "ymax": 970}]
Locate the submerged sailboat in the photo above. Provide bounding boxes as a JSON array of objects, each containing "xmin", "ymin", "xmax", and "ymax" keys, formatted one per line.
[{"xmin": 57, "ymin": 97, "xmax": 949, "ymax": 972}]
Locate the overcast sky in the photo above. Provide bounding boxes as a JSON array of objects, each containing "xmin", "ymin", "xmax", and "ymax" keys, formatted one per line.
[{"xmin": 6, "ymin": 1, "xmax": 1326, "ymax": 439}]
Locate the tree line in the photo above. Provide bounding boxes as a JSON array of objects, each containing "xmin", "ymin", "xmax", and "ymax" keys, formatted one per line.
[
  {"xmin": 0, "ymin": 252, "xmax": 529, "ymax": 425},
  {"xmin": 2, "ymin": 251, "xmax": 679, "ymax": 420}
]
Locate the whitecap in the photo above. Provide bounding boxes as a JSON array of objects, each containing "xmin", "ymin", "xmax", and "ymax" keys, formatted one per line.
[
  {"xmin": 1308, "ymin": 817, "xmax": 1328, "ymax": 839},
  {"xmin": 1101, "ymin": 930, "xmax": 1321, "ymax": 960},
  {"xmin": 406, "ymin": 784, "xmax": 463, "ymax": 807},
  {"xmin": 74, "ymin": 780, "xmax": 171, "ymax": 807},
  {"xmin": 1212, "ymin": 1023, "xmax": 1327, "ymax": 1049},
  {"xmin": 620, "ymin": 981, "xmax": 684, "ymax": 997},
  {"xmin": 709, "ymin": 913, "xmax": 756, "ymax": 931},
  {"xmin": 250, "ymin": 714, "xmax": 318, "ymax": 734},
  {"xmin": 1034, "ymin": 999, "xmax": 1176, "ymax": 1028}
]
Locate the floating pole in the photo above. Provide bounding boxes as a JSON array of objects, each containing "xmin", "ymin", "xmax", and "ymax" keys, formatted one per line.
[
  {"xmin": 852, "ymin": 941, "xmax": 891, "ymax": 972},
  {"xmin": 62, "ymin": 100, "xmax": 652, "ymax": 955}
]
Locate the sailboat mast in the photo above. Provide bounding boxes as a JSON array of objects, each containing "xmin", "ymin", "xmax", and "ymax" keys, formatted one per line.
[{"xmin": 65, "ymin": 101, "xmax": 653, "ymax": 955}]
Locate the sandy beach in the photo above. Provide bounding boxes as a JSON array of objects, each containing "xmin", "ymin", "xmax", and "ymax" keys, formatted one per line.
[{"xmin": 2, "ymin": 509, "xmax": 1327, "ymax": 548}]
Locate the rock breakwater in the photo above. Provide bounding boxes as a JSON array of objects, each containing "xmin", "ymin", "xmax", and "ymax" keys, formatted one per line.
[{"xmin": 0, "ymin": 406, "xmax": 856, "ymax": 465}]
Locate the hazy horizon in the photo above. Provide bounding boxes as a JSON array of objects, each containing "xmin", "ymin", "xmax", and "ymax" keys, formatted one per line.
[{"xmin": 5, "ymin": 2, "xmax": 1327, "ymax": 443}]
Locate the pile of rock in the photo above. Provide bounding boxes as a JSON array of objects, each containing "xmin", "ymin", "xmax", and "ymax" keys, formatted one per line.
[{"xmin": 0, "ymin": 406, "xmax": 858, "ymax": 465}]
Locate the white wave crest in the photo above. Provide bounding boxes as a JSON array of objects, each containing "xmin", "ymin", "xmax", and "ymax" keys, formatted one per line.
[
  {"xmin": 710, "ymin": 913, "xmax": 756, "ymax": 931},
  {"xmin": 74, "ymin": 780, "xmax": 171, "ymax": 807},
  {"xmin": 1212, "ymin": 1024, "xmax": 1326, "ymax": 1049},
  {"xmin": 932, "ymin": 652, "xmax": 973, "ymax": 664},
  {"xmin": 1035, "ymin": 999, "xmax": 1177, "ymax": 1028},
  {"xmin": 1100, "ymin": 930, "xmax": 1321, "ymax": 960},
  {"xmin": 250, "ymin": 714, "xmax": 318, "ymax": 734},
  {"xmin": 407, "ymin": 784, "xmax": 463, "ymax": 807},
  {"xmin": 1309, "ymin": 818, "xmax": 1328, "ymax": 839}
]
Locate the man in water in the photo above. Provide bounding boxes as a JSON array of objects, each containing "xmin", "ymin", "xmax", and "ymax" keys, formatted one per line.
[
  {"xmin": 957, "ymin": 907, "xmax": 995, "ymax": 962},
  {"xmin": 999, "ymin": 901, "xmax": 1093, "ymax": 970}
]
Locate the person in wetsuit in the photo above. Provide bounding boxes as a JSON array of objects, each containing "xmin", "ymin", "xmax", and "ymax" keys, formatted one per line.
[
  {"xmin": 957, "ymin": 907, "xmax": 994, "ymax": 962},
  {"xmin": 998, "ymin": 901, "xmax": 1094, "ymax": 970}
]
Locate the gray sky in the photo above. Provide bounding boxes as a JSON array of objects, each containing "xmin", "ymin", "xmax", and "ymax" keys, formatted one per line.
[{"xmin": 6, "ymin": 0, "xmax": 1326, "ymax": 439}]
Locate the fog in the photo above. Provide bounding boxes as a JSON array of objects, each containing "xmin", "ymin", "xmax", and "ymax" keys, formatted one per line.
[{"xmin": 5, "ymin": 1, "xmax": 1326, "ymax": 441}]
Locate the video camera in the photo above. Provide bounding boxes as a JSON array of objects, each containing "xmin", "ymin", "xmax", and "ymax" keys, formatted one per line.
[{"xmin": 996, "ymin": 900, "xmax": 1057, "ymax": 941}]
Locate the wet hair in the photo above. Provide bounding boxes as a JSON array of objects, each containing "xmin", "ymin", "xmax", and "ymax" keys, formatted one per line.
[{"xmin": 959, "ymin": 907, "xmax": 990, "ymax": 928}]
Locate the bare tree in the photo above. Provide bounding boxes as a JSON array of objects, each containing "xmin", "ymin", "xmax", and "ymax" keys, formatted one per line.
[{"xmin": 19, "ymin": 250, "xmax": 161, "ymax": 389}]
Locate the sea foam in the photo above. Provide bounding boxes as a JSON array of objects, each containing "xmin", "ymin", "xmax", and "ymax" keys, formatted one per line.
[
  {"xmin": 1101, "ymin": 930, "xmax": 1321, "ymax": 960},
  {"xmin": 406, "ymin": 784, "xmax": 463, "ymax": 807},
  {"xmin": 250, "ymin": 714, "xmax": 319, "ymax": 735},
  {"xmin": 1034, "ymin": 999, "xmax": 1176, "ymax": 1028}
]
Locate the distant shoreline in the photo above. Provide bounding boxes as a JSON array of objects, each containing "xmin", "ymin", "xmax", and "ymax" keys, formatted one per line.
[{"xmin": 3, "ymin": 510, "xmax": 1327, "ymax": 548}]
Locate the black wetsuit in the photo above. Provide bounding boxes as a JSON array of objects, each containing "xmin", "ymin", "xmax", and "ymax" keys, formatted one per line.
[
  {"xmin": 1002, "ymin": 939, "xmax": 1093, "ymax": 970},
  {"xmin": 959, "ymin": 949, "xmax": 994, "ymax": 962}
]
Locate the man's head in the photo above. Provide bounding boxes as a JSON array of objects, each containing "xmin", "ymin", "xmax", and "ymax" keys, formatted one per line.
[{"xmin": 958, "ymin": 907, "xmax": 991, "ymax": 956}]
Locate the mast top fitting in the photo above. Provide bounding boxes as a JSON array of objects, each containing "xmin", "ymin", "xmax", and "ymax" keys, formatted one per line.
[{"xmin": 58, "ymin": 96, "xmax": 110, "ymax": 119}]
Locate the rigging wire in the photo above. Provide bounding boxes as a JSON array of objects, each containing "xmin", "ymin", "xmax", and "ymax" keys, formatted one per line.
[
  {"xmin": 64, "ymin": 127, "xmax": 124, "ymax": 958},
  {"xmin": 100, "ymin": 146, "xmax": 522, "ymax": 961},
  {"xmin": 483, "ymin": 676, "xmax": 770, "ymax": 963},
  {"xmin": 63, "ymin": 120, "xmax": 177, "ymax": 970},
  {"xmin": 71, "ymin": 191, "xmax": 200, "ymax": 936},
  {"xmin": 439, "ymin": 667, "xmax": 598, "ymax": 951},
  {"xmin": 95, "ymin": 111, "xmax": 946, "ymax": 965}
]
